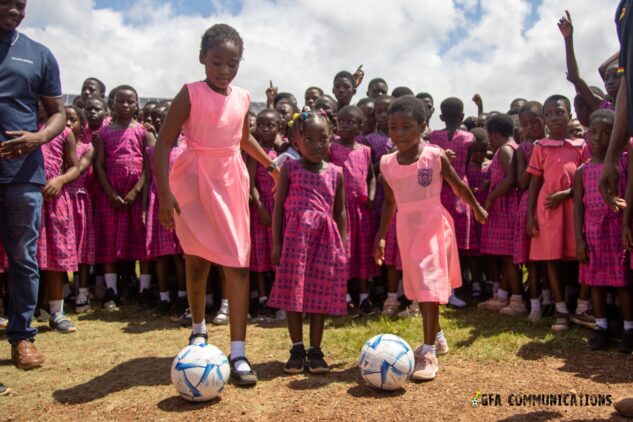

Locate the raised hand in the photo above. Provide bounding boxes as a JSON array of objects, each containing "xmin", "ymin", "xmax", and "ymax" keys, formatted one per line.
[
  {"xmin": 558, "ymin": 10, "xmax": 573, "ymax": 39},
  {"xmin": 353, "ymin": 65, "xmax": 364, "ymax": 88}
]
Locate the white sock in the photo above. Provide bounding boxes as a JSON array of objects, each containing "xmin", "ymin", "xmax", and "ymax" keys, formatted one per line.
[
  {"xmin": 596, "ymin": 318, "xmax": 608, "ymax": 330},
  {"xmin": 139, "ymin": 274, "xmax": 151, "ymax": 291},
  {"xmin": 219, "ymin": 299, "xmax": 229, "ymax": 313},
  {"xmin": 624, "ymin": 321, "xmax": 633, "ymax": 331},
  {"xmin": 542, "ymin": 289, "xmax": 552, "ymax": 305},
  {"xmin": 493, "ymin": 281, "xmax": 500, "ymax": 294},
  {"xmin": 78, "ymin": 287, "xmax": 89, "ymax": 297},
  {"xmin": 555, "ymin": 301, "xmax": 569, "ymax": 315},
  {"xmin": 178, "ymin": 290, "xmax": 187, "ymax": 298},
  {"xmin": 346, "ymin": 294, "xmax": 353, "ymax": 303},
  {"xmin": 530, "ymin": 298, "xmax": 541, "ymax": 311},
  {"xmin": 192, "ymin": 319, "xmax": 207, "ymax": 334},
  {"xmin": 421, "ymin": 344, "xmax": 436, "ymax": 356},
  {"xmin": 105, "ymin": 273, "xmax": 118, "ymax": 293},
  {"xmin": 231, "ymin": 341, "xmax": 251, "ymax": 372},
  {"xmin": 205, "ymin": 294, "xmax": 213, "ymax": 306},
  {"xmin": 497, "ymin": 289, "xmax": 509, "ymax": 300},
  {"xmin": 575, "ymin": 299, "xmax": 589, "ymax": 315},
  {"xmin": 159, "ymin": 291, "xmax": 170, "ymax": 302},
  {"xmin": 259, "ymin": 296, "xmax": 268, "ymax": 304},
  {"xmin": 49, "ymin": 299, "xmax": 63, "ymax": 315},
  {"xmin": 435, "ymin": 330, "xmax": 445, "ymax": 342},
  {"xmin": 387, "ymin": 292, "xmax": 398, "ymax": 301},
  {"xmin": 359, "ymin": 293, "xmax": 369, "ymax": 303}
]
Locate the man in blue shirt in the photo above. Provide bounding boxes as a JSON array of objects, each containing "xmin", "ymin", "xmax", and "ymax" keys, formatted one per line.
[{"xmin": 0, "ymin": 0, "xmax": 66, "ymax": 374}]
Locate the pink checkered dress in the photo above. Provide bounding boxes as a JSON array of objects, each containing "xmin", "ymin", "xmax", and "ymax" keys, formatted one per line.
[
  {"xmin": 65, "ymin": 141, "xmax": 95, "ymax": 265},
  {"xmin": 513, "ymin": 142, "xmax": 534, "ymax": 264},
  {"xmin": 267, "ymin": 160, "xmax": 347, "ymax": 315},
  {"xmin": 362, "ymin": 131, "xmax": 393, "ymax": 227},
  {"xmin": 145, "ymin": 144, "xmax": 185, "ymax": 259},
  {"xmin": 94, "ymin": 124, "xmax": 147, "ymax": 263},
  {"xmin": 480, "ymin": 141, "xmax": 520, "ymax": 256},
  {"xmin": 462, "ymin": 161, "xmax": 490, "ymax": 256},
  {"xmin": 329, "ymin": 141, "xmax": 378, "ymax": 280},
  {"xmin": 249, "ymin": 147, "xmax": 277, "ymax": 272},
  {"xmin": 383, "ymin": 216, "xmax": 402, "ymax": 270},
  {"xmin": 0, "ymin": 240, "xmax": 7, "ymax": 272},
  {"xmin": 429, "ymin": 129, "xmax": 475, "ymax": 250},
  {"xmin": 579, "ymin": 160, "xmax": 628, "ymax": 286},
  {"xmin": 37, "ymin": 127, "xmax": 78, "ymax": 272}
]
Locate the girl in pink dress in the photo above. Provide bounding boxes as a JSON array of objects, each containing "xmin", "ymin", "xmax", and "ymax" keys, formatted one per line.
[
  {"xmin": 478, "ymin": 114, "xmax": 523, "ymax": 316},
  {"xmin": 64, "ymin": 105, "xmax": 96, "ymax": 314},
  {"xmin": 154, "ymin": 24, "xmax": 278, "ymax": 385},
  {"xmin": 94, "ymin": 86, "xmax": 155, "ymax": 311},
  {"xmin": 375, "ymin": 97, "xmax": 487, "ymax": 382},
  {"xmin": 329, "ymin": 105, "xmax": 377, "ymax": 315},
  {"xmin": 36, "ymin": 104, "xmax": 80, "ymax": 334},
  {"xmin": 578, "ymin": 110, "xmax": 631, "ymax": 351},
  {"xmin": 527, "ymin": 95, "xmax": 584, "ymax": 332},
  {"xmin": 268, "ymin": 111, "xmax": 347, "ymax": 374},
  {"xmin": 247, "ymin": 109, "xmax": 280, "ymax": 318}
]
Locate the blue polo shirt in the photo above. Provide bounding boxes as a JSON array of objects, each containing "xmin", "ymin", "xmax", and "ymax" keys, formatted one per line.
[{"xmin": 0, "ymin": 30, "xmax": 62, "ymax": 185}]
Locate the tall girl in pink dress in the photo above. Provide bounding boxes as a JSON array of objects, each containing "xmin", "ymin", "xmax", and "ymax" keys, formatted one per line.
[
  {"xmin": 268, "ymin": 111, "xmax": 347, "ymax": 374},
  {"xmin": 375, "ymin": 97, "xmax": 487, "ymax": 382},
  {"xmin": 527, "ymin": 95, "xmax": 584, "ymax": 332},
  {"xmin": 578, "ymin": 110, "xmax": 631, "ymax": 351},
  {"xmin": 94, "ymin": 86, "xmax": 155, "ymax": 311},
  {"xmin": 154, "ymin": 24, "xmax": 278, "ymax": 385},
  {"xmin": 329, "ymin": 105, "xmax": 376, "ymax": 314}
]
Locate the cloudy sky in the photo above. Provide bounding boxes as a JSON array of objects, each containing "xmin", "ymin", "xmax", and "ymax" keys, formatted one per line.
[{"xmin": 22, "ymin": 0, "xmax": 620, "ymax": 126}]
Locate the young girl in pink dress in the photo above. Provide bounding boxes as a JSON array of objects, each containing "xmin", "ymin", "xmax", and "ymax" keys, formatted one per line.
[
  {"xmin": 268, "ymin": 111, "xmax": 347, "ymax": 374},
  {"xmin": 527, "ymin": 95, "xmax": 584, "ymax": 332},
  {"xmin": 64, "ymin": 105, "xmax": 95, "ymax": 314},
  {"xmin": 94, "ymin": 86, "xmax": 155, "ymax": 311},
  {"xmin": 578, "ymin": 110, "xmax": 631, "ymax": 351},
  {"xmin": 478, "ymin": 114, "xmax": 523, "ymax": 316},
  {"xmin": 154, "ymin": 24, "xmax": 278, "ymax": 385},
  {"xmin": 375, "ymin": 97, "xmax": 487, "ymax": 381},
  {"xmin": 247, "ymin": 109, "xmax": 280, "ymax": 319},
  {"xmin": 329, "ymin": 105, "xmax": 376, "ymax": 315}
]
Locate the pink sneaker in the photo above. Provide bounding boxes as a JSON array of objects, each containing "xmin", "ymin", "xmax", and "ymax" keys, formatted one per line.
[
  {"xmin": 412, "ymin": 351, "xmax": 439, "ymax": 381},
  {"xmin": 499, "ymin": 297, "xmax": 527, "ymax": 316},
  {"xmin": 477, "ymin": 295, "xmax": 508, "ymax": 312}
]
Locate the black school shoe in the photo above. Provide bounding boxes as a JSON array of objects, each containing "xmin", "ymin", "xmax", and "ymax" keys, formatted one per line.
[
  {"xmin": 139, "ymin": 288, "xmax": 155, "ymax": 309},
  {"xmin": 589, "ymin": 327, "xmax": 610, "ymax": 350},
  {"xmin": 618, "ymin": 329, "xmax": 633, "ymax": 354},
  {"xmin": 307, "ymin": 347, "xmax": 330, "ymax": 374},
  {"xmin": 284, "ymin": 344, "xmax": 307, "ymax": 374},
  {"xmin": 228, "ymin": 355, "xmax": 258, "ymax": 386}
]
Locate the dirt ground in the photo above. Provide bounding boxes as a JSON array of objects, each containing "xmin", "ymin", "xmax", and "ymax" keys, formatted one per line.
[{"xmin": 1, "ymin": 306, "xmax": 632, "ymax": 422}]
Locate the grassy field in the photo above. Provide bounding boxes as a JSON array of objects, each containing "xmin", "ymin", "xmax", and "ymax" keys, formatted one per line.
[{"xmin": 1, "ymin": 300, "xmax": 632, "ymax": 421}]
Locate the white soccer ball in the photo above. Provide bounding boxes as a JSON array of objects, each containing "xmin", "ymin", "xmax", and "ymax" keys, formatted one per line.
[
  {"xmin": 358, "ymin": 334, "xmax": 415, "ymax": 391},
  {"xmin": 171, "ymin": 343, "xmax": 230, "ymax": 401}
]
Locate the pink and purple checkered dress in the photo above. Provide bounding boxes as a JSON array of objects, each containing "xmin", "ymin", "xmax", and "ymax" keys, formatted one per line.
[
  {"xmin": 329, "ymin": 141, "xmax": 378, "ymax": 280},
  {"xmin": 249, "ymin": 146, "xmax": 277, "ymax": 273},
  {"xmin": 513, "ymin": 142, "xmax": 534, "ymax": 264},
  {"xmin": 462, "ymin": 161, "xmax": 490, "ymax": 256},
  {"xmin": 579, "ymin": 160, "xmax": 627, "ymax": 286},
  {"xmin": 268, "ymin": 160, "xmax": 347, "ymax": 315},
  {"xmin": 94, "ymin": 124, "xmax": 147, "ymax": 263},
  {"xmin": 429, "ymin": 129, "xmax": 475, "ymax": 250},
  {"xmin": 37, "ymin": 127, "xmax": 78, "ymax": 272},
  {"xmin": 383, "ymin": 216, "xmax": 402, "ymax": 270},
  {"xmin": 480, "ymin": 142, "xmax": 520, "ymax": 256},
  {"xmin": 362, "ymin": 131, "xmax": 393, "ymax": 227},
  {"xmin": 145, "ymin": 143, "xmax": 185, "ymax": 259}
]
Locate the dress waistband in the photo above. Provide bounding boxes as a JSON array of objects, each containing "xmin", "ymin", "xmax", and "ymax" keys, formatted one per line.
[
  {"xmin": 186, "ymin": 144, "xmax": 240, "ymax": 158},
  {"xmin": 397, "ymin": 196, "xmax": 441, "ymax": 213}
]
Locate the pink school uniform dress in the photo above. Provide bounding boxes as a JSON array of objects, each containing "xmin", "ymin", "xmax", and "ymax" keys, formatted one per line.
[
  {"xmin": 513, "ymin": 142, "xmax": 534, "ymax": 264},
  {"xmin": 94, "ymin": 124, "xmax": 147, "ymax": 263},
  {"xmin": 527, "ymin": 138, "xmax": 584, "ymax": 261},
  {"xmin": 65, "ymin": 140, "xmax": 95, "ymax": 265},
  {"xmin": 145, "ymin": 143, "xmax": 186, "ymax": 259},
  {"xmin": 579, "ymin": 160, "xmax": 628, "ymax": 287},
  {"xmin": 249, "ymin": 146, "xmax": 277, "ymax": 273},
  {"xmin": 429, "ymin": 129, "xmax": 475, "ymax": 250},
  {"xmin": 380, "ymin": 143, "xmax": 461, "ymax": 304},
  {"xmin": 480, "ymin": 142, "xmax": 520, "ymax": 256},
  {"xmin": 463, "ymin": 161, "xmax": 490, "ymax": 256},
  {"xmin": 329, "ymin": 141, "xmax": 377, "ymax": 279},
  {"xmin": 383, "ymin": 216, "xmax": 402, "ymax": 270},
  {"xmin": 362, "ymin": 131, "xmax": 392, "ymax": 226},
  {"xmin": 170, "ymin": 82, "xmax": 251, "ymax": 267},
  {"xmin": 37, "ymin": 127, "xmax": 78, "ymax": 272},
  {"xmin": 267, "ymin": 160, "xmax": 347, "ymax": 315}
]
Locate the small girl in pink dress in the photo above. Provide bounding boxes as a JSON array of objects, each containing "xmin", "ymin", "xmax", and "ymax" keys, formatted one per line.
[
  {"xmin": 375, "ymin": 97, "xmax": 487, "ymax": 382},
  {"xmin": 527, "ymin": 95, "xmax": 584, "ymax": 332},
  {"xmin": 329, "ymin": 105, "xmax": 377, "ymax": 315},
  {"xmin": 269, "ymin": 111, "xmax": 347, "ymax": 374},
  {"xmin": 578, "ymin": 109, "xmax": 631, "ymax": 351}
]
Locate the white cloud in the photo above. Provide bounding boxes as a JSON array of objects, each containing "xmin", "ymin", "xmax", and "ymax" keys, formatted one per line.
[{"xmin": 21, "ymin": 0, "xmax": 620, "ymax": 126}]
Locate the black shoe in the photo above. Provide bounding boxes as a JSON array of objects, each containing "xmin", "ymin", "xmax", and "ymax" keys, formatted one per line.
[
  {"xmin": 188, "ymin": 331, "xmax": 208, "ymax": 346},
  {"xmin": 307, "ymin": 347, "xmax": 330, "ymax": 374},
  {"xmin": 102, "ymin": 288, "xmax": 120, "ymax": 311},
  {"xmin": 228, "ymin": 355, "xmax": 257, "ymax": 386},
  {"xmin": 284, "ymin": 344, "xmax": 307, "ymax": 374},
  {"xmin": 359, "ymin": 298, "xmax": 376, "ymax": 316},
  {"xmin": 139, "ymin": 288, "xmax": 155, "ymax": 309},
  {"xmin": 175, "ymin": 297, "xmax": 187, "ymax": 317},
  {"xmin": 257, "ymin": 301, "xmax": 275, "ymax": 320},
  {"xmin": 542, "ymin": 303, "xmax": 555, "ymax": 317},
  {"xmin": 347, "ymin": 301, "xmax": 360, "ymax": 317},
  {"xmin": 153, "ymin": 300, "xmax": 171, "ymax": 317},
  {"xmin": 618, "ymin": 329, "xmax": 633, "ymax": 354},
  {"xmin": 589, "ymin": 327, "xmax": 610, "ymax": 350}
]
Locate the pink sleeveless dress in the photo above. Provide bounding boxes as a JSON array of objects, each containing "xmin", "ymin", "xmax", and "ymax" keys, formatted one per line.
[
  {"xmin": 480, "ymin": 142, "xmax": 520, "ymax": 256},
  {"xmin": 513, "ymin": 142, "xmax": 534, "ymax": 264},
  {"xmin": 268, "ymin": 160, "xmax": 347, "ymax": 315},
  {"xmin": 329, "ymin": 141, "xmax": 377, "ymax": 280},
  {"xmin": 170, "ymin": 82, "xmax": 251, "ymax": 267},
  {"xmin": 380, "ymin": 143, "xmax": 461, "ymax": 304},
  {"xmin": 37, "ymin": 127, "xmax": 78, "ymax": 272},
  {"xmin": 249, "ymin": 146, "xmax": 277, "ymax": 273},
  {"xmin": 429, "ymin": 129, "xmax": 475, "ymax": 250}
]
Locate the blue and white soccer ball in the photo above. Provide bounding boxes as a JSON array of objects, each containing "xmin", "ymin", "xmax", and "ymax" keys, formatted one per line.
[
  {"xmin": 358, "ymin": 334, "xmax": 415, "ymax": 391},
  {"xmin": 171, "ymin": 343, "xmax": 230, "ymax": 402}
]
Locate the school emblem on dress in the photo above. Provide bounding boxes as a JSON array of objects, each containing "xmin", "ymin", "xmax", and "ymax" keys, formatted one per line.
[{"xmin": 417, "ymin": 168, "xmax": 433, "ymax": 187}]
